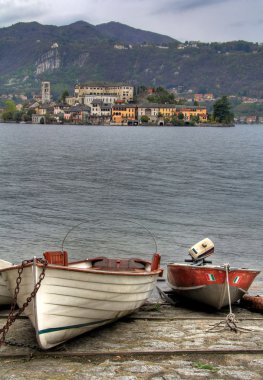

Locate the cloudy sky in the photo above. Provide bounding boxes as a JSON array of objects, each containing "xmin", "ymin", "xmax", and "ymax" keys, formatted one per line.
[{"xmin": 0, "ymin": 0, "xmax": 262, "ymax": 42}]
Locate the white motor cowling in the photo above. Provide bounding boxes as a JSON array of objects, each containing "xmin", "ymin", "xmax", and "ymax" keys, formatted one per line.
[{"xmin": 188, "ymin": 238, "xmax": 214, "ymax": 261}]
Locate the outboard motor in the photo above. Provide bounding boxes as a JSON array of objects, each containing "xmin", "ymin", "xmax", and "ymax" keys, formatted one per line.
[{"xmin": 186, "ymin": 238, "xmax": 214, "ymax": 265}]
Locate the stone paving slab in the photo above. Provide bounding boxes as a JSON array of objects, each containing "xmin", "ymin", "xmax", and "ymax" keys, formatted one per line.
[
  {"xmin": 0, "ymin": 302, "xmax": 262, "ymax": 354},
  {"xmin": 0, "ymin": 352, "xmax": 263, "ymax": 379}
]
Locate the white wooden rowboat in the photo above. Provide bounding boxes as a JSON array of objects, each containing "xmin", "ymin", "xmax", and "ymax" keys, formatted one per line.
[{"xmin": 3, "ymin": 251, "xmax": 162, "ymax": 349}]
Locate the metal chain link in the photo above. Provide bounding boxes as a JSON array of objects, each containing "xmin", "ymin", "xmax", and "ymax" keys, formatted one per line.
[{"xmin": 0, "ymin": 258, "xmax": 48, "ymax": 347}]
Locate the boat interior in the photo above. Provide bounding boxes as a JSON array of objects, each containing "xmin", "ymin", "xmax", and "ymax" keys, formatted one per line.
[{"xmin": 43, "ymin": 251, "xmax": 154, "ymax": 272}]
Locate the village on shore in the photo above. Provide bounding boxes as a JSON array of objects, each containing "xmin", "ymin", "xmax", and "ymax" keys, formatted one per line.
[{"xmin": 0, "ymin": 81, "xmax": 237, "ymax": 126}]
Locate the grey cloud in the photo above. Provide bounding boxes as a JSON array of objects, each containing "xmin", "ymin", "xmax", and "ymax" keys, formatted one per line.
[
  {"xmin": 230, "ymin": 18, "xmax": 263, "ymax": 28},
  {"xmin": 0, "ymin": 0, "xmax": 49, "ymax": 26},
  {"xmin": 155, "ymin": 0, "xmax": 235, "ymax": 14},
  {"xmin": 177, "ymin": 0, "xmax": 231, "ymax": 11},
  {"xmin": 0, "ymin": 0, "xmax": 261, "ymax": 42}
]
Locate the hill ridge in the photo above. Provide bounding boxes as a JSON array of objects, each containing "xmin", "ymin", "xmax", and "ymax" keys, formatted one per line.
[{"xmin": 0, "ymin": 21, "xmax": 262, "ymax": 99}]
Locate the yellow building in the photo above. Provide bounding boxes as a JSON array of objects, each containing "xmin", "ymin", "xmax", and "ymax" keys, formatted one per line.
[
  {"xmin": 178, "ymin": 106, "xmax": 208, "ymax": 122},
  {"xmin": 111, "ymin": 105, "xmax": 137, "ymax": 124},
  {"xmin": 138, "ymin": 104, "xmax": 208, "ymax": 123},
  {"xmin": 158, "ymin": 105, "xmax": 177, "ymax": 118}
]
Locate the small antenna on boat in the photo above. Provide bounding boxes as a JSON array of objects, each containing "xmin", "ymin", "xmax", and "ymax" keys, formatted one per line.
[
  {"xmin": 61, "ymin": 221, "xmax": 88, "ymax": 253},
  {"xmin": 120, "ymin": 218, "xmax": 158, "ymax": 254},
  {"xmin": 61, "ymin": 218, "xmax": 158, "ymax": 254}
]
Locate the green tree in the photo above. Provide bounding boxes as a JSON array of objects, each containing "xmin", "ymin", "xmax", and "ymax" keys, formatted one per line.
[
  {"xmin": 171, "ymin": 116, "xmax": 184, "ymax": 126},
  {"xmin": 60, "ymin": 90, "xmax": 69, "ymax": 103},
  {"xmin": 171, "ymin": 116, "xmax": 179, "ymax": 126},
  {"xmin": 147, "ymin": 87, "xmax": 176, "ymax": 104},
  {"xmin": 13, "ymin": 111, "xmax": 23, "ymax": 122},
  {"xmin": 213, "ymin": 96, "xmax": 234, "ymax": 124},
  {"xmin": 140, "ymin": 115, "xmax": 150, "ymax": 123},
  {"xmin": 2, "ymin": 111, "xmax": 13, "ymax": 122},
  {"xmin": 178, "ymin": 112, "xmax": 184, "ymax": 120},
  {"xmin": 4, "ymin": 100, "xmax": 16, "ymax": 112},
  {"xmin": 2, "ymin": 100, "xmax": 17, "ymax": 121},
  {"xmin": 190, "ymin": 114, "xmax": 200, "ymax": 124},
  {"xmin": 177, "ymin": 98, "xmax": 186, "ymax": 105}
]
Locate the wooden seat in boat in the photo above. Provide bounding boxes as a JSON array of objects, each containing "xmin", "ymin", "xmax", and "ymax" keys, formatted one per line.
[{"xmin": 91, "ymin": 257, "xmax": 149, "ymax": 271}]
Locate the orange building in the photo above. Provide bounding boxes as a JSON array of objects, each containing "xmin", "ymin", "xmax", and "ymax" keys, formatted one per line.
[
  {"xmin": 111, "ymin": 105, "xmax": 137, "ymax": 124},
  {"xmin": 178, "ymin": 106, "xmax": 208, "ymax": 122}
]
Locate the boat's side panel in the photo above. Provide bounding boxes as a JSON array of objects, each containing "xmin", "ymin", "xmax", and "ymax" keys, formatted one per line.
[
  {"xmin": 0, "ymin": 273, "xmax": 13, "ymax": 304},
  {"xmin": 227, "ymin": 269, "xmax": 260, "ymax": 291},
  {"xmin": 5, "ymin": 266, "xmax": 36, "ymax": 325},
  {"xmin": 167, "ymin": 264, "xmax": 260, "ymax": 309},
  {"xmin": 169, "ymin": 283, "xmax": 245, "ymax": 309},
  {"xmin": 167, "ymin": 265, "xmax": 226, "ymax": 288},
  {"xmin": 36, "ymin": 267, "xmax": 158, "ymax": 349},
  {"xmin": 5, "ymin": 265, "xmax": 159, "ymax": 349},
  {"xmin": 0, "ymin": 263, "xmax": 14, "ymax": 305},
  {"xmin": 167, "ymin": 264, "xmax": 259, "ymax": 289}
]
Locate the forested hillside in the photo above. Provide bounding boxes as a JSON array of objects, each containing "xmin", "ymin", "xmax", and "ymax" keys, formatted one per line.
[{"xmin": 0, "ymin": 21, "xmax": 262, "ymax": 98}]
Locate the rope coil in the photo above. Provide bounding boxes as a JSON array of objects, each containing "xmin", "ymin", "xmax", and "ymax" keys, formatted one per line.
[{"xmin": 206, "ymin": 264, "xmax": 254, "ymax": 333}]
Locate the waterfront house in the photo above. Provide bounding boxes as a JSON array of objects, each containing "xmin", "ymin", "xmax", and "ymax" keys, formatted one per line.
[
  {"xmin": 64, "ymin": 104, "xmax": 91, "ymax": 123},
  {"xmin": 245, "ymin": 116, "xmax": 257, "ymax": 124},
  {"xmin": 90, "ymin": 99, "xmax": 104, "ymax": 116},
  {"xmin": 100, "ymin": 103, "xmax": 112, "ymax": 117},
  {"xmin": 37, "ymin": 103, "xmax": 53, "ymax": 116},
  {"xmin": 32, "ymin": 114, "xmax": 46, "ymax": 124},
  {"xmin": 177, "ymin": 105, "xmax": 208, "ymax": 122},
  {"xmin": 138, "ymin": 104, "xmax": 208, "ymax": 123},
  {"xmin": 137, "ymin": 104, "xmax": 160, "ymax": 123},
  {"xmin": 53, "ymin": 104, "xmax": 70, "ymax": 115},
  {"xmin": 111, "ymin": 104, "xmax": 137, "ymax": 124}
]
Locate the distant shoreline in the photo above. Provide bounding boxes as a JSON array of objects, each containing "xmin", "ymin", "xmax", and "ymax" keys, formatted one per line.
[
  {"xmin": 198, "ymin": 123, "xmax": 235, "ymax": 127},
  {"xmin": 0, "ymin": 121, "xmax": 236, "ymax": 127}
]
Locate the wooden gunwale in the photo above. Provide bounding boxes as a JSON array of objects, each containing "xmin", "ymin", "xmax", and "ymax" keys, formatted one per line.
[{"xmin": 1, "ymin": 261, "xmax": 163, "ymax": 277}]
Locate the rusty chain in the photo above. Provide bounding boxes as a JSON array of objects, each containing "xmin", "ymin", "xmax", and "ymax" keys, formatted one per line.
[{"xmin": 0, "ymin": 258, "xmax": 48, "ymax": 346}]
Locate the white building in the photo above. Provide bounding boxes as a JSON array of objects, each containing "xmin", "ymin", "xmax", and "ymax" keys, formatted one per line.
[
  {"xmin": 75, "ymin": 84, "xmax": 134, "ymax": 102},
  {"xmin": 89, "ymin": 100, "xmax": 112, "ymax": 117},
  {"xmin": 82, "ymin": 94, "xmax": 118, "ymax": 106}
]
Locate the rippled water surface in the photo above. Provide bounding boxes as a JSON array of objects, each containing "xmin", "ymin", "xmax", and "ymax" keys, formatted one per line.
[{"xmin": 0, "ymin": 123, "xmax": 262, "ymax": 278}]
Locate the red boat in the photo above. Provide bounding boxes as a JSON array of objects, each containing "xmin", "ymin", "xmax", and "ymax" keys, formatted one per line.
[{"xmin": 167, "ymin": 238, "xmax": 260, "ymax": 309}]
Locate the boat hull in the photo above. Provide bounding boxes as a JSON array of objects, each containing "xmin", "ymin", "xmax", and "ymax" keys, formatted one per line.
[
  {"xmin": 5, "ymin": 260, "xmax": 161, "ymax": 349},
  {"xmin": 0, "ymin": 274, "xmax": 13, "ymax": 305},
  {"xmin": 0, "ymin": 260, "xmax": 13, "ymax": 305},
  {"xmin": 167, "ymin": 264, "xmax": 260, "ymax": 309}
]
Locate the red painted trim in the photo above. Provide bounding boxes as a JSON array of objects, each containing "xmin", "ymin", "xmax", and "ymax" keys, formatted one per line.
[{"xmin": 167, "ymin": 264, "xmax": 260, "ymax": 290}]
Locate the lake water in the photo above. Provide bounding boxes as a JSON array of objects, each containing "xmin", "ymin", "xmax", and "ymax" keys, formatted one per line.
[{"xmin": 0, "ymin": 123, "xmax": 262, "ymax": 279}]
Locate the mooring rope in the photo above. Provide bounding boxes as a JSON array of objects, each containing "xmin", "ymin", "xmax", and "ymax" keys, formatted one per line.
[{"xmin": 206, "ymin": 264, "xmax": 255, "ymax": 333}]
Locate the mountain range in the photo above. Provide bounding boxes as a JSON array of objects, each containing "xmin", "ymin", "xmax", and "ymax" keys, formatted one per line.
[{"xmin": 0, "ymin": 21, "xmax": 262, "ymax": 99}]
